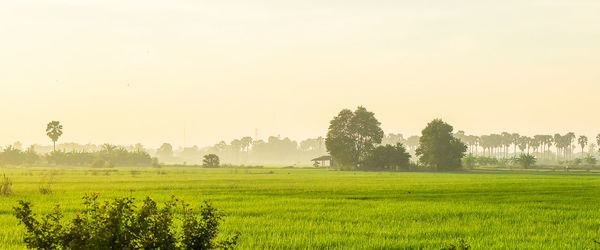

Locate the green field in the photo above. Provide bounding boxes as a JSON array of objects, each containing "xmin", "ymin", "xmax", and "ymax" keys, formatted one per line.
[{"xmin": 1, "ymin": 167, "xmax": 599, "ymax": 249}]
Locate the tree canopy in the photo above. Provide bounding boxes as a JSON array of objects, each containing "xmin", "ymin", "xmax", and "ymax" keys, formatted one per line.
[
  {"xmin": 325, "ymin": 106, "xmax": 384, "ymax": 170},
  {"xmin": 415, "ymin": 119, "xmax": 467, "ymax": 171}
]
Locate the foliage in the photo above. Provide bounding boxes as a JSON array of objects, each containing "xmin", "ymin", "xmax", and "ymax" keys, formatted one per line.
[
  {"xmin": 461, "ymin": 154, "xmax": 476, "ymax": 170},
  {"xmin": 416, "ymin": 119, "xmax": 467, "ymax": 171},
  {"xmin": 203, "ymin": 154, "xmax": 220, "ymax": 168},
  {"xmin": 441, "ymin": 239, "xmax": 471, "ymax": 250},
  {"xmin": 156, "ymin": 143, "xmax": 174, "ymax": 160},
  {"xmin": 1, "ymin": 173, "xmax": 12, "ymax": 196},
  {"xmin": 515, "ymin": 154, "xmax": 536, "ymax": 169},
  {"xmin": 325, "ymin": 106, "xmax": 384, "ymax": 170},
  {"xmin": 13, "ymin": 193, "xmax": 239, "ymax": 249},
  {"xmin": 585, "ymin": 154, "xmax": 597, "ymax": 166},
  {"xmin": 46, "ymin": 121, "xmax": 63, "ymax": 152},
  {"xmin": 361, "ymin": 143, "xmax": 411, "ymax": 171}
]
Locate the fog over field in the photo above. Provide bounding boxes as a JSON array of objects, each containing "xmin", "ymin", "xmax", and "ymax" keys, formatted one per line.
[{"xmin": 1, "ymin": 0, "xmax": 599, "ymax": 148}]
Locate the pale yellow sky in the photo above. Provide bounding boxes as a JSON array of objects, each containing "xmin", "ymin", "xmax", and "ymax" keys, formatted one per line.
[{"xmin": 1, "ymin": 0, "xmax": 599, "ymax": 148}]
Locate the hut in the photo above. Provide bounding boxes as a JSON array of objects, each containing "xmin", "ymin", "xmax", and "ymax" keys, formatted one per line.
[{"xmin": 311, "ymin": 155, "xmax": 333, "ymax": 168}]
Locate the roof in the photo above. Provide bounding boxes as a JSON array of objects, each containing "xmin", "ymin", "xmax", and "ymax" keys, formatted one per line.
[{"xmin": 311, "ymin": 155, "xmax": 332, "ymax": 161}]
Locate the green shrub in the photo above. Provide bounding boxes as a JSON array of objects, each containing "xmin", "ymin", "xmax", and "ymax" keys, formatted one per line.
[{"xmin": 13, "ymin": 193, "xmax": 239, "ymax": 249}]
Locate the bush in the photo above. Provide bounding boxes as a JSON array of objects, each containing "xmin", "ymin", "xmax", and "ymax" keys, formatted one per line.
[
  {"xmin": 515, "ymin": 154, "xmax": 536, "ymax": 169},
  {"xmin": 13, "ymin": 193, "xmax": 239, "ymax": 249},
  {"xmin": 1, "ymin": 173, "xmax": 12, "ymax": 195}
]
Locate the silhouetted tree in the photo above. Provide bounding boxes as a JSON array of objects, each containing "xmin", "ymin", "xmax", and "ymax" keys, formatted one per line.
[
  {"xmin": 415, "ymin": 119, "xmax": 467, "ymax": 171},
  {"xmin": 46, "ymin": 121, "xmax": 63, "ymax": 152}
]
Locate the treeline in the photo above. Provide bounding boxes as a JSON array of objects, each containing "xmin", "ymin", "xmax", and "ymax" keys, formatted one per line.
[
  {"xmin": 155, "ymin": 136, "xmax": 328, "ymax": 164},
  {"xmin": 0, "ymin": 144, "xmax": 153, "ymax": 167}
]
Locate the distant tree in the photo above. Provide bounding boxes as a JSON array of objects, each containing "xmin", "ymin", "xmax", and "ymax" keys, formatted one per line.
[
  {"xmin": 405, "ymin": 136, "xmax": 421, "ymax": 152},
  {"xmin": 361, "ymin": 143, "xmax": 410, "ymax": 171},
  {"xmin": 202, "ymin": 154, "xmax": 220, "ymax": 168},
  {"xmin": 381, "ymin": 133, "xmax": 405, "ymax": 146},
  {"xmin": 597, "ymin": 134, "xmax": 600, "ymax": 149},
  {"xmin": 325, "ymin": 106, "xmax": 384, "ymax": 170},
  {"xmin": 415, "ymin": 119, "xmax": 467, "ymax": 171},
  {"xmin": 511, "ymin": 133, "xmax": 520, "ymax": 155},
  {"xmin": 584, "ymin": 154, "xmax": 597, "ymax": 166},
  {"xmin": 240, "ymin": 137, "xmax": 253, "ymax": 152},
  {"xmin": 578, "ymin": 135, "xmax": 588, "ymax": 156},
  {"xmin": 517, "ymin": 136, "xmax": 529, "ymax": 153},
  {"xmin": 565, "ymin": 132, "xmax": 576, "ymax": 160},
  {"xmin": 501, "ymin": 132, "xmax": 512, "ymax": 158},
  {"xmin": 13, "ymin": 141, "xmax": 23, "ymax": 151},
  {"xmin": 156, "ymin": 143, "xmax": 174, "ymax": 159},
  {"xmin": 515, "ymin": 154, "xmax": 536, "ymax": 169},
  {"xmin": 462, "ymin": 154, "xmax": 477, "ymax": 170},
  {"xmin": 134, "ymin": 143, "xmax": 145, "ymax": 152},
  {"xmin": 46, "ymin": 121, "xmax": 63, "ymax": 152}
]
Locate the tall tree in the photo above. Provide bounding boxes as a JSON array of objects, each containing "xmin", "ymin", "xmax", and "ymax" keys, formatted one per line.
[
  {"xmin": 46, "ymin": 121, "xmax": 63, "ymax": 152},
  {"xmin": 578, "ymin": 135, "xmax": 588, "ymax": 156},
  {"xmin": 565, "ymin": 132, "xmax": 576, "ymax": 160},
  {"xmin": 325, "ymin": 106, "xmax": 384, "ymax": 170},
  {"xmin": 415, "ymin": 119, "xmax": 467, "ymax": 171}
]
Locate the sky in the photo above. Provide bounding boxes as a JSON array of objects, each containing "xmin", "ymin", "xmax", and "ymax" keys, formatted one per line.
[{"xmin": 1, "ymin": 0, "xmax": 599, "ymax": 148}]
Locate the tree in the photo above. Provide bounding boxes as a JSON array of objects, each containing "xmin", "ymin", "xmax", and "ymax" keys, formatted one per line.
[
  {"xmin": 415, "ymin": 119, "xmax": 467, "ymax": 171},
  {"xmin": 361, "ymin": 143, "xmax": 411, "ymax": 171},
  {"xmin": 515, "ymin": 154, "xmax": 536, "ymax": 169},
  {"xmin": 578, "ymin": 135, "xmax": 588, "ymax": 156},
  {"xmin": 46, "ymin": 121, "xmax": 63, "ymax": 152},
  {"xmin": 597, "ymin": 134, "xmax": 600, "ymax": 149},
  {"xmin": 584, "ymin": 154, "xmax": 597, "ymax": 166},
  {"xmin": 405, "ymin": 136, "xmax": 421, "ymax": 152},
  {"xmin": 156, "ymin": 143, "xmax": 174, "ymax": 160},
  {"xmin": 462, "ymin": 154, "xmax": 477, "ymax": 170},
  {"xmin": 203, "ymin": 154, "xmax": 220, "ymax": 168},
  {"xmin": 325, "ymin": 107, "xmax": 384, "ymax": 170}
]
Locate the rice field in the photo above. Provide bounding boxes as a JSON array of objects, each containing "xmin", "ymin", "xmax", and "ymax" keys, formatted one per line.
[{"xmin": 1, "ymin": 167, "xmax": 599, "ymax": 249}]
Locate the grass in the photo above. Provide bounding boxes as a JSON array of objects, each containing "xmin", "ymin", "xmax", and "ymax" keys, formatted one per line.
[{"xmin": 0, "ymin": 166, "xmax": 599, "ymax": 249}]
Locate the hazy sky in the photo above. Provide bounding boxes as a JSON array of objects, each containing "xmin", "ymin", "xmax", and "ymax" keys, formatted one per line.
[{"xmin": 1, "ymin": 0, "xmax": 599, "ymax": 148}]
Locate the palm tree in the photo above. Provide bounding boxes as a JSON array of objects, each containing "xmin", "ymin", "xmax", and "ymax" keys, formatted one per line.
[
  {"xmin": 46, "ymin": 121, "xmax": 63, "ymax": 152},
  {"xmin": 554, "ymin": 134, "xmax": 563, "ymax": 161},
  {"xmin": 511, "ymin": 133, "xmax": 520, "ymax": 156},
  {"xmin": 578, "ymin": 136, "xmax": 588, "ymax": 156},
  {"xmin": 565, "ymin": 132, "xmax": 576, "ymax": 160},
  {"xmin": 501, "ymin": 132, "xmax": 512, "ymax": 158}
]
